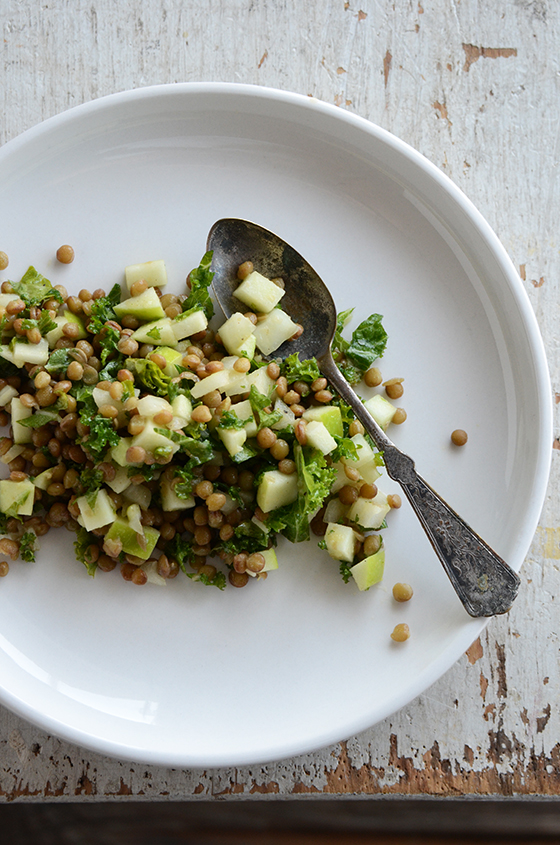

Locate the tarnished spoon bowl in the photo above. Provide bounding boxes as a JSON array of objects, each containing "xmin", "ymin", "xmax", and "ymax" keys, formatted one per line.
[{"xmin": 207, "ymin": 218, "xmax": 520, "ymax": 618}]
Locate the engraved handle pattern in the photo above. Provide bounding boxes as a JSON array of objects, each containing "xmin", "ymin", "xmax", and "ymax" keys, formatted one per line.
[
  {"xmin": 318, "ymin": 353, "xmax": 520, "ymax": 617},
  {"xmin": 386, "ymin": 450, "xmax": 520, "ymax": 617}
]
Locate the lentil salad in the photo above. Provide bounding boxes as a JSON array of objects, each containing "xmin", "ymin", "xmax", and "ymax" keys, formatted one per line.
[{"xmin": 0, "ymin": 250, "xmax": 406, "ymax": 592}]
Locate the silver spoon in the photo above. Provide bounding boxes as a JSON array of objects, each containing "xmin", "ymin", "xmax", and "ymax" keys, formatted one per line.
[{"xmin": 207, "ymin": 218, "xmax": 520, "ymax": 617}]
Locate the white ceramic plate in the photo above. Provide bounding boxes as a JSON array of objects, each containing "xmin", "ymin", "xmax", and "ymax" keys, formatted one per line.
[{"xmin": 0, "ymin": 84, "xmax": 551, "ymax": 767}]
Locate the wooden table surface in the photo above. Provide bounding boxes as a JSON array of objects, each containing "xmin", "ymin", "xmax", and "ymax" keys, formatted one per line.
[{"xmin": 0, "ymin": 0, "xmax": 558, "ymax": 802}]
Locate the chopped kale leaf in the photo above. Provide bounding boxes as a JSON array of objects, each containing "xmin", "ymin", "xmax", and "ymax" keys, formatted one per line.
[
  {"xmin": 19, "ymin": 531, "xmax": 38, "ymax": 562},
  {"xmin": 183, "ymin": 251, "xmax": 214, "ymax": 319},
  {"xmin": 187, "ymin": 570, "xmax": 227, "ymax": 590},
  {"xmin": 74, "ymin": 527, "xmax": 98, "ymax": 577},
  {"xmin": 11, "ymin": 267, "xmax": 63, "ymax": 307}
]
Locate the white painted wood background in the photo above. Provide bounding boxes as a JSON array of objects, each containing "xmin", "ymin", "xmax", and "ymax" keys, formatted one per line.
[{"xmin": 0, "ymin": 0, "xmax": 558, "ymax": 799}]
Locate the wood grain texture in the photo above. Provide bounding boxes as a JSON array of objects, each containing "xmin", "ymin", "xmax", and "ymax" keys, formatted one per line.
[{"xmin": 1, "ymin": 0, "xmax": 559, "ymax": 799}]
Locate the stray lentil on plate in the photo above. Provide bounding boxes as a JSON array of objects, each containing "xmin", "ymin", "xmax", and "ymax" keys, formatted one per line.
[
  {"xmin": 0, "ymin": 249, "xmax": 406, "ymax": 594},
  {"xmin": 451, "ymin": 429, "xmax": 468, "ymax": 446},
  {"xmin": 391, "ymin": 623, "xmax": 410, "ymax": 642}
]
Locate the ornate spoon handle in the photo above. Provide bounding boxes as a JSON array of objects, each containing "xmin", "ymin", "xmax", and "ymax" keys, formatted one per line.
[{"xmin": 318, "ymin": 352, "xmax": 520, "ymax": 617}]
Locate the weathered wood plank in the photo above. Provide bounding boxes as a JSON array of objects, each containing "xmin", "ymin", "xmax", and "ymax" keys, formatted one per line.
[{"xmin": 0, "ymin": 0, "xmax": 558, "ymax": 798}]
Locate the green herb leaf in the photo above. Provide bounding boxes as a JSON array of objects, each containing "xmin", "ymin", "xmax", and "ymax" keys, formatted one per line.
[
  {"xmin": 19, "ymin": 531, "xmax": 38, "ymax": 562},
  {"xmin": 183, "ymin": 251, "xmax": 214, "ymax": 319},
  {"xmin": 169, "ymin": 466, "xmax": 195, "ymax": 499},
  {"xmin": 248, "ymin": 385, "xmax": 282, "ymax": 430},
  {"xmin": 281, "ymin": 353, "xmax": 321, "ymax": 385},
  {"xmin": 87, "ymin": 283, "xmax": 121, "ymax": 335},
  {"xmin": 99, "ymin": 325, "xmax": 121, "ymax": 365},
  {"xmin": 4, "ymin": 490, "xmax": 32, "ymax": 518},
  {"xmin": 347, "ymin": 313, "xmax": 387, "ymax": 371},
  {"xmin": 125, "ymin": 357, "xmax": 172, "ymax": 396},
  {"xmin": 74, "ymin": 527, "xmax": 98, "ymax": 577},
  {"xmin": 265, "ymin": 445, "xmax": 336, "ymax": 543},
  {"xmin": 156, "ymin": 428, "xmax": 214, "ymax": 464},
  {"xmin": 164, "ymin": 534, "xmax": 194, "ymax": 574},
  {"xmin": 146, "ymin": 326, "xmax": 161, "ymax": 340},
  {"xmin": 187, "ymin": 570, "xmax": 227, "ymax": 589},
  {"xmin": 217, "ymin": 521, "xmax": 272, "ymax": 557},
  {"xmin": 20, "ymin": 311, "xmax": 58, "ymax": 335},
  {"xmin": 46, "ymin": 348, "xmax": 73, "ymax": 373},
  {"xmin": 127, "ymin": 464, "xmax": 160, "ymax": 483},
  {"xmin": 79, "ymin": 466, "xmax": 104, "ymax": 498},
  {"xmin": 332, "ymin": 309, "xmax": 387, "ymax": 383},
  {"xmin": 230, "ymin": 442, "xmax": 260, "ymax": 463},
  {"xmin": 0, "ymin": 357, "xmax": 21, "ymax": 378},
  {"xmin": 331, "ymin": 436, "xmax": 359, "ymax": 463},
  {"xmin": 18, "ymin": 411, "xmax": 59, "ymax": 428},
  {"xmin": 76, "ymin": 388, "xmax": 120, "ymax": 461},
  {"xmin": 216, "ymin": 410, "xmax": 246, "ymax": 430},
  {"xmin": 11, "ymin": 267, "xmax": 63, "ymax": 307},
  {"xmin": 332, "ymin": 308, "xmax": 353, "ymax": 359},
  {"xmin": 339, "ymin": 561, "xmax": 353, "ymax": 584}
]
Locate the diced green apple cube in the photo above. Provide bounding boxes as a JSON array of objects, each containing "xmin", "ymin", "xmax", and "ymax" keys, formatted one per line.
[
  {"xmin": 237, "ymin": 335, "xmax": 256, "ymax": 359},
  {"xmin": 131, "ymin": 317, "xmax": 177, "ymax": 347},
  {"xmin": 223, "ymin": 364, "xmax": 275, "ymax": 399},
  {"xmin": 305, "ymin": 420, "xmax": 337, "ymax": 455},
  {"xmin": 342, "ymin": 433, "xmax": 377, "ymax": 470},
  {"xmin": 190, "ymin": 369, "xmax": 236, "ymax": 399},
  {"xmin": 360, "ymin": 461, "xmax": 381, "ymax": 486},
  {"xmin": 229, "ymin": 398, "xmax": 257, "ymax": 437},
  {"xmin": 0, "ymin": 385, "xmax": 18, "ymax": 406},
  {"xmin": 256, "ymin": 469, "xmax": 299, "ymax": 513},
  {"xmin": 114, "ymin": 287, "xmax": 166, "ymax": 322},
  {"xmin": 130, "ymin": 420, "xmax": 180, "ymax": 459},
  {"xmin": 302, "ymin": 405, "xmax": 343, "ymax": 437},
  {"xmin": 0, "ymin": 444, "xmax": 26, "ymax": 465},
  {"xmin": 324, "ymin": 523, "xmax": 358, "ymax": 562},
  {"xmin": 136, "ymin": 395, "xmax": 173, "ymax": 419},
  {"xmin": 12, "ymin": 338, "xmax": 50, "ymax": 368},
  {"xmin": 363, "ymin": 394, "xmax": 397, "ymax": 430},
  {"xmin": 350, "ymin": 547, "xmax": 385, "ymax": 591},
  {"xmin": 105, "ymin": 465, "xmax": 132, "ymax": 494},
  {"xmin": 171, "ymin": 394, "xmax": 192, "ymax": 425},
  {"xmin": 0, "ymin": 478, "xmax": 35, "ymax": 516},
  {"xmin": 172, "ymin": 308, "xmax": 208, "ymax": 341},
  {"xmin": 233, "ymin": 270, "xmax": 285, "ymax": 313},
  {"xmin": 104, "ymin": 517, "xmax": 160, "ymax": 560},
  {"xmin": 125, "ymin": 259, "xmax": 167, "ymax": 290},
  {"xmin": 330, "ymin": 461, "xmax": 352, "ymax": 493},
  {"xmin": 323, "ymin": 497, "xmax": 349, "ymax": 524},
  {"xmin": 76, "ymin": 488, "xmax": 116, "ymax": 532},
  {"xmin": 253, "ymin": 309, "xmax": 299, "ymax": 355},
  {"xmin": 217, "ymin": 426, "xmax": 247, "ymax": 457},
  {"xmin": 161, "ymin": 477, "xmax": 195, "ymax": 510},
  {"xmin": 270, "ymin": 398, "xmax": 296, "ymax": 431},
  {"xmin": 219, "ymin": 312, "xmax": 256, "ymax": 356},
  {"xmin": 347, "ymin": 491, "xmax": 390, "ymax": 530},
  {"xmin": 246, "ymin": 367, "xmax": 276, "ymax": 396},
  {"xmin": 33, "ymin": 468, "xmax": 55, "ymax": 491},
  {"xmin": 122, "ymin": 483, "xmax": 152, "ymax": 510},
  {"xmin": 246, "ymin": 546, "xmax": 279, "ymax": 577},
  {"xmin": 46, "ymin": 313, "xmax": 87, "ymax": 348},
  {"xmin": 141, "ymin": 559, "xmax": 167, "ymax": 586},
  {"xmin": 11, "ymin": 397, "xmax": 32, "ymax": 444},
  {"xmin": 110, "ymin": 436, "xmax": 134, "ymax": 467},
  {"xmin": 152, "ymin": 346, "xmax": 184, "ymax": 377}
]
